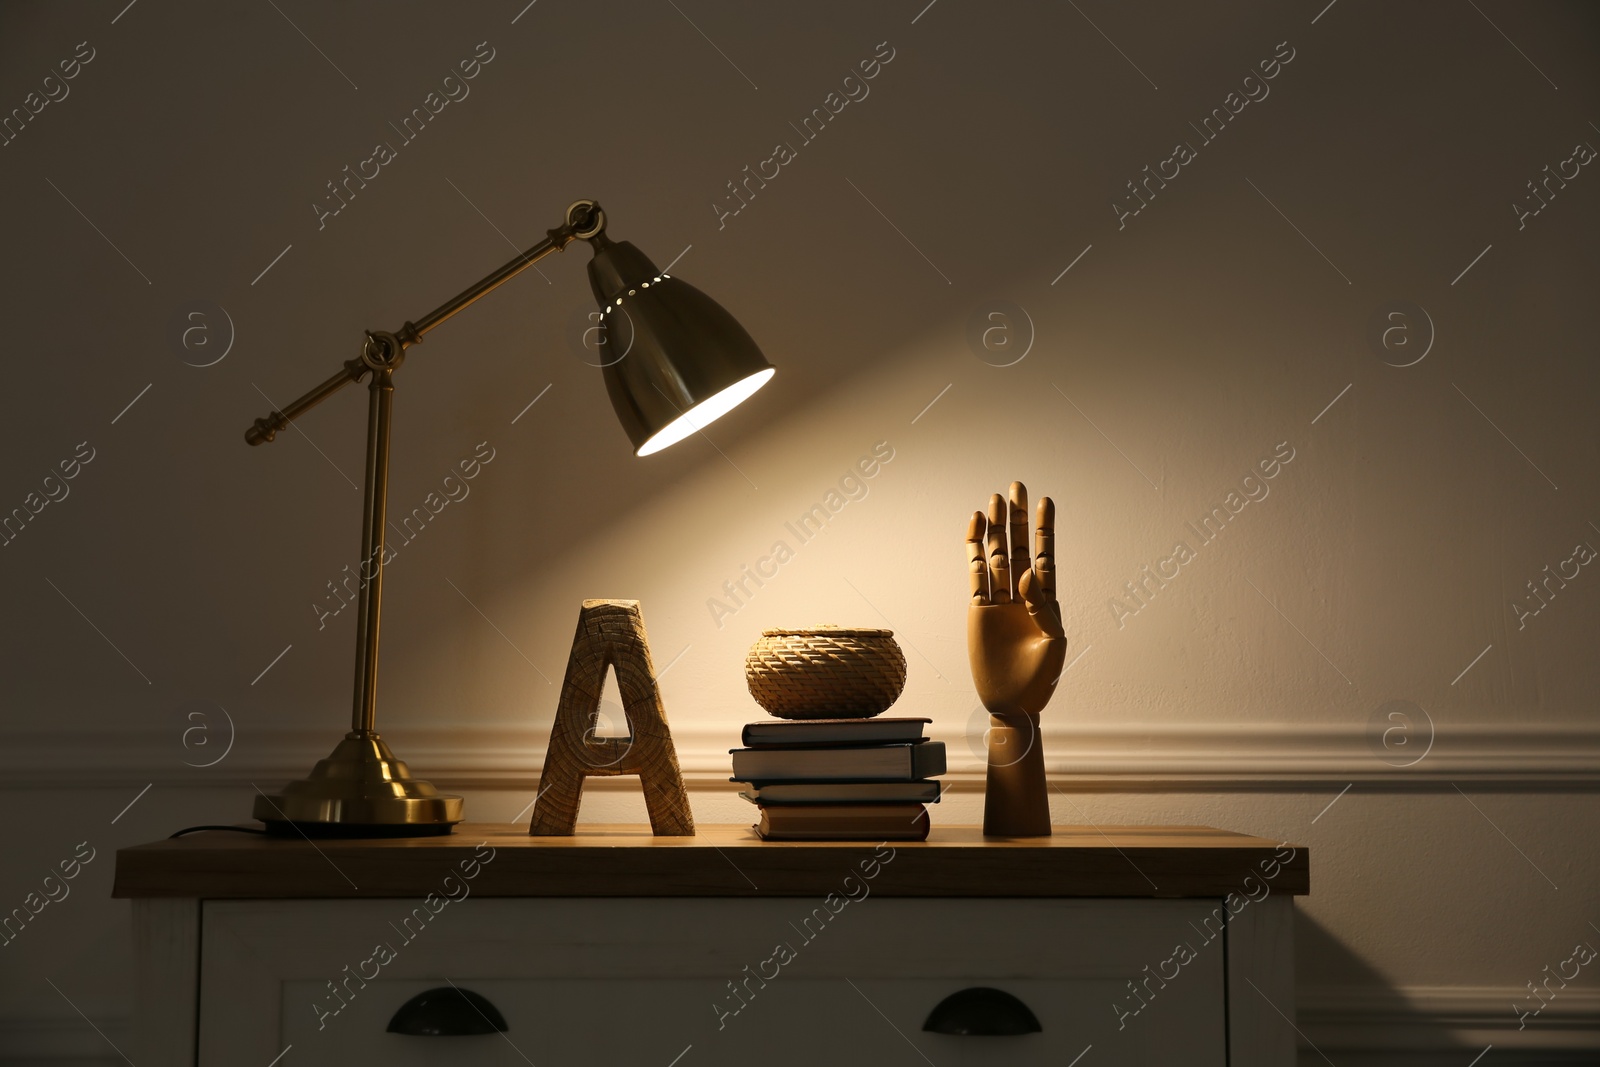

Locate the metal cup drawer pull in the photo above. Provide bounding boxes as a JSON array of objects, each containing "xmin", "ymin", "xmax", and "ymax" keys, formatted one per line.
[
  {"xmin": 387, "ymin": 987, "xmax": 509, "ymax": 1036},
  {"xmin": 922, "ymin": 986, "xmax": 1043, "ymax": 1036}
]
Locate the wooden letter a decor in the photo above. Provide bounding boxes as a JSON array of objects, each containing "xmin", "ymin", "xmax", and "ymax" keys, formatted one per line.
[{"xmin": 529, "ymin": 599, "xmax": 694, "ymax": 836}]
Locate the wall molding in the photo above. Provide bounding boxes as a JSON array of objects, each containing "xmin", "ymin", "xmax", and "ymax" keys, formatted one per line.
[{"xmin": 3, "ymin": 722, "xmax": 1598, "ymax": 791}]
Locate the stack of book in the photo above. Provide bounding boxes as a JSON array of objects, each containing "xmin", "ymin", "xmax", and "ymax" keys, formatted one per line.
[{"xmin": 730, "ymin": 717, "xmax": 945, "ymax": 841}]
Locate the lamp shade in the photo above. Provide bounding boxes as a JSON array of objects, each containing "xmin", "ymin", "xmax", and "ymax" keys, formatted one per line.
[{"xmin": 587, "ymin": 234, "xmax": 775, "ymax": 456}]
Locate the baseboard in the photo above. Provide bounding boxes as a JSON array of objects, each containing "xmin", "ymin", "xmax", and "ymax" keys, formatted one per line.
[
  {"xmin": 1301, "ymin": 985, "xmax": 1600, "ymax": 1051},
  {"xmin": 2, "ymin": 722, "xmax": 1598, "ymax": 790}
]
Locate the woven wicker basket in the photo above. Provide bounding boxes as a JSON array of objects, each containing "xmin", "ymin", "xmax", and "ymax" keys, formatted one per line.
[{"xmin": 745, "ymin": 626, "xmax": 908, "ymax": 719}]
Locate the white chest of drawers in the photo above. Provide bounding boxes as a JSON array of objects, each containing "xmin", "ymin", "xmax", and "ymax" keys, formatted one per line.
[{"xmin": 114, "ymin": 824, "xmax": 1307, "ymax": 1066}]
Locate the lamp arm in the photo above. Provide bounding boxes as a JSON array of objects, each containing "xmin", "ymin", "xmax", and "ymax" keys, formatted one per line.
[
  {"xmin": 243, "ymin": 199, "xmax": 605, "ymax": 445},
  {"xmin": 242, "ymin": 198, "xmax": 605, "ymax": 744}
]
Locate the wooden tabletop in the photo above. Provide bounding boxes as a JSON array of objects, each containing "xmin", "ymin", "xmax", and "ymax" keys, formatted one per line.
[{"xmin": 113, "ymin": 824, "xmax": 1308, "ymax": 900}]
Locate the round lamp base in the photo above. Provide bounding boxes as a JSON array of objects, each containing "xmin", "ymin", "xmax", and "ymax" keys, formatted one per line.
[{"xmin": 252, "ymin": 732, "xmax": 463, "ymax": 837}]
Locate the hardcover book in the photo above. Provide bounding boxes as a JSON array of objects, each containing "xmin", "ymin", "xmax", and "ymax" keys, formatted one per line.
[
  {"xmin": 735, "ymin": 780, "xmax": 944, "ymax": 805},
  {"xmin": 755, "ymin": 803, "xmax": 931, "ymax": 841},
  {"xmin": 740, "ymin": 717, "xmax": 931, "ymax": 748},
  {"xmin": 729, "ymin": 741, "xmax": 946, "ymax": 783}
]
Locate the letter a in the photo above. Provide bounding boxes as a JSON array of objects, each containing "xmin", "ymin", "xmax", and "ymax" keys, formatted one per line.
[{"xmin": 529, "ymin": 600, "xmax": 694, "ymax": 835}]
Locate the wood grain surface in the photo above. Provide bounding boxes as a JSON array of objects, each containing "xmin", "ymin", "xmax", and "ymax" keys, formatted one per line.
[{"xmin": 114, "ymin": 823, "xmax": 1309, "ymax": 900}]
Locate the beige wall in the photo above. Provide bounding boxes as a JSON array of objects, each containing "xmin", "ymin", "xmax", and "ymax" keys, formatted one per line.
[{"xmin": 1, "ymin": 0, "xmax": 1597, "ymax": 1062}]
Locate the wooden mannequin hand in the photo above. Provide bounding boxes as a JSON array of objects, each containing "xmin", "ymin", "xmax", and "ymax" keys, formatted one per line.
[{"xmin": 966, "ymin": 482, "xmax": 1067, "ymax": 719}]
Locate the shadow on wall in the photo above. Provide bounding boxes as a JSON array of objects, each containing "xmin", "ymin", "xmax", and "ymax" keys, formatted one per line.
[{"xmin": 1294, "ymin": 912, "xmax": 1598, "ymax": 1066}]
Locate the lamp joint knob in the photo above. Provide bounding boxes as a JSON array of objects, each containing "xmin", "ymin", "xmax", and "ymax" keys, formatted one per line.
[{"xmin": 361, "ymin": 331, "xmax": 405, "ymax": 372}]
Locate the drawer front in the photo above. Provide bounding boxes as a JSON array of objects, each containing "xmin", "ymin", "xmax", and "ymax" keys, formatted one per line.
[
  {"xmin": 201, "ymin": 898, "xmax": 1227, "ymax": 1066},
  {"xmin": 282, "ymin": 977, "xmax": 1204, "ymax": 1065}
]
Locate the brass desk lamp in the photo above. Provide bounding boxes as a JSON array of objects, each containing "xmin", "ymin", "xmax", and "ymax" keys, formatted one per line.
[{"xmin": 245, "ymin": 200, "xmax": 774, "ymax": 836}]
